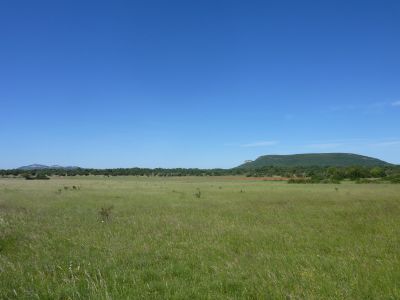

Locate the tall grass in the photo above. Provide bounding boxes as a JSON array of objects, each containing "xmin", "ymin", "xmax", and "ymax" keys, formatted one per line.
[{"xmin": 1, "ymin": 176, "xmax": 399, "ymax": 299}]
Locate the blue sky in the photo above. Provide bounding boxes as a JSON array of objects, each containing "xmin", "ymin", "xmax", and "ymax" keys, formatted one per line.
[{"xmin": 1, "ymin": 0, "xmax": 400, "ymax": 168}]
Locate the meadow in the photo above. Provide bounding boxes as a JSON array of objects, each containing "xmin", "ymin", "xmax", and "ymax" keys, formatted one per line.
[{"xmin": 0, "ymin": 176, "xmax": 399, "ymax": 299}]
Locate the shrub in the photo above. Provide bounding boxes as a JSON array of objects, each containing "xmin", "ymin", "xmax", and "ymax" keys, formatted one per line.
[
  {"xmin": 370, "ymin": 167, "xmax": 386, "ymax": 178},
  {"xmin": 99, "ymin": 206, "xmax": 114, "ymax": 222},
  {"xmin": 35, "ymin": 174, "xmax": 50, "ymax": 180},
  {"xmin": 22, "ymin": 173, "xmax": 49, "ymax": 180},
  {"xmin": 329, "ymin": 178, "xmax": 342, "ymax": 184},
  {"xmin": 21, "ymin": 173, "xmax": 34, "ymax": 180},
  {"xmin": 288, "ymin": 177, "xmax": 341, "ymax": 184},
  {"xmin": 287, "ymin": 178, "xmax": 312, "ymax": 184},
  {"xmin": 194, "ymin": 189, "xmax": 201, "ymax": 198},
  {"xmin": 385, "ymin": 175, "xmax": 400, "ymax": 184},
  {"xmin": 355, "ymin": 178, "xmax": 381, "ymax": 184}
]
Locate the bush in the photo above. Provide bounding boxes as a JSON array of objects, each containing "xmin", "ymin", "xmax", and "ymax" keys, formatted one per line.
[
  {"xmin": 35, "ymin": 174, "xmax": 50, "ymax": 180},
  {"xmin": 288, "ymin": 177, "xmax": 341, "ymax": 184},
  {"xmin": 370, "ymin": 167, "xmax": 386, "ymax": 178},
  {"xmin": 385, "ymin": 175, "xmax": 400, "ymax": 183},
  {"xmin": 194, "ymin": 189, "xmax": 201, "ymax": 198},
  {"xmin": 99, "ymin": 206, "xmax": 114, "ymax": 222},
  {"xmin": 355, "ymin": 178, "xmax": 381, "ymax": 184},
  {"xmin": 329, "ymin": 178, "xmax": 342, "ymax": 184},
  {"xmin": 22, "ymin": 173, "xmax": 49, "ymax": 180},
  {"xmin": 347, "ymin": 166, "xmax": 369, "ymax": 180},
  {"xmin": 287, "ymin": 178, "xmax": 312, "ymax": 184}
]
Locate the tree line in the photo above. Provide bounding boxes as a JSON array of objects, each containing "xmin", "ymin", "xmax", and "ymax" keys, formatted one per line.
[{"xmin": 1, "ymin": 165, "xmax": 399, "ymax": 182}]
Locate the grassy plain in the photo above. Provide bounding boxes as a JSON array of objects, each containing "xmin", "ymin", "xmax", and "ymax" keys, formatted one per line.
[{"xmin": 0, "ymin": 176, "xmax": 399, "ymax": 299}]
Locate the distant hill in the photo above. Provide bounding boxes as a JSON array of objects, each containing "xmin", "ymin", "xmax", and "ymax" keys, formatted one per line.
[
  {"xmin": 238, "ymin": 153, "xmax": 391, "ymax": 168},
  {"xmin": 18, "ymin": 164, "xmax": 79, "ymax": 170}
]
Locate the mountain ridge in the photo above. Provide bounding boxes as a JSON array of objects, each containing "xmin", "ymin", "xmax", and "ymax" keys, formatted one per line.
[
  {"xmin": 17, "ymin": 164, "xmax": 80, "ymax": 170},
  {"xmin": 15, "ymin": 153, "xmax": 393, "ymax": 170},
  {"xmin": 238, "ymin": 153, "xmax": 391, "ymax": 168}
]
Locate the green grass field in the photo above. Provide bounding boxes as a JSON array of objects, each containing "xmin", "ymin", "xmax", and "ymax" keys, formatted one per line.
[{"xmin": 1, "ymin": 176, "xmax": 399, "ymax": 299}]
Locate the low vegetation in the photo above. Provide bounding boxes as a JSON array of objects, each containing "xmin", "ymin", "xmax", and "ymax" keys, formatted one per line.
[
  {"xmin": 0, "ymin": 176, "xmax": 399, "ymax": 298},
  {"xmin": 20, "ymin": 173, "xmax": 50, "ymax": 180}
]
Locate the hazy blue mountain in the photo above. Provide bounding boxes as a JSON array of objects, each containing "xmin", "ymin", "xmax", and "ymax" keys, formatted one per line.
[{"xmin": 18, "ymin": 164, "xmax": 79, "ymax": 170}]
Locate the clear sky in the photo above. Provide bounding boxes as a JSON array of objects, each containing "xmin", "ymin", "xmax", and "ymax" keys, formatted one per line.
[{"xmin": 1, "ymin": 0, "xmax": 399, "ymax": 169}]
